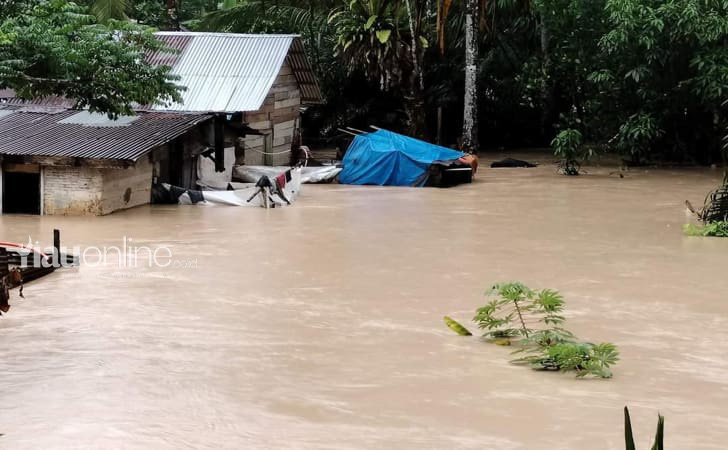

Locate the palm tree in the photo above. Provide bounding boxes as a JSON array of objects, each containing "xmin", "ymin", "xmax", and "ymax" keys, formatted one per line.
[{"xmin": 90, "ymin": 0, "xmax": 130, "ymax": 21}]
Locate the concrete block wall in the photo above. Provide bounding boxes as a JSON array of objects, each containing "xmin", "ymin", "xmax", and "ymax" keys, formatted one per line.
[
  {"xmin": 42, "ymin": 156, "xmax": 153, "ymax": 216},
  {"xmin": 43, "ymin": 166, "xmax": 104, "ymax": 215}
]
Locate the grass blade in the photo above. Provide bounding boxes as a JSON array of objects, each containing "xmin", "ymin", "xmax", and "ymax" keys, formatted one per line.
[
  {"xmin": 651, "ymin": 414, "xmax": 664, "ymax": 450},
  {"xmin": 624, "ymin": 406, "xmax": 636, "ymax": 450}
]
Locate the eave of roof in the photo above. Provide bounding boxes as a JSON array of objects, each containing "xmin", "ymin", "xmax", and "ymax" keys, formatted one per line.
[{"xmin": 0, "ymin": 106, "xmax": 212, "ymax": 162}]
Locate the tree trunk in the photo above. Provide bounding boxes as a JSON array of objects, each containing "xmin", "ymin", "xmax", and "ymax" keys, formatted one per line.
[
  {"xmin": 539, "ymin": 13, "xmax": 551, "ymax": 142},
  {"xmin": 462, "ymin": 0, "xmax": 479, "ymax": 153},
  {"xmin": 539, "ymin": 11, "xmax": 561, "ymax": 144},
  {"xmin": 404, "ymin": 0, "xmax": 427, "ymax": 137},
  {"xmin": 166, "ymin": 0, "xmax": 180, "ymax": 31}
]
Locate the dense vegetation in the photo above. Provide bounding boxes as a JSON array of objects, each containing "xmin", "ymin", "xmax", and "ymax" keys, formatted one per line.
[
  {"xmin": 445, "ymin": 282, "xmax": 619, "ymax": 378},
  {"xmin": 1, "ymin": 0, "xmax": 726, "ymax": 163},
  {"xmin": 0, "ymin": 0, "xmax": 181, "ymax": 117}
]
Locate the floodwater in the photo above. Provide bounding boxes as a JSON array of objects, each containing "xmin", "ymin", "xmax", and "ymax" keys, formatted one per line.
[{"xmin": 1, "ymin": 155, "xmax": 727, "ymax": 449}]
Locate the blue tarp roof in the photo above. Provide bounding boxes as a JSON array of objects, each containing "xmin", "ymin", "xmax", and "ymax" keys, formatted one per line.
[{"xmin": 339, "ymin": 129, "xmax": 465, "ymax": 186}]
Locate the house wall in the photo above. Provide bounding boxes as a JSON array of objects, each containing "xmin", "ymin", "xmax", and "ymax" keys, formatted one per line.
[
  {"xmin": 43, "ymin": 165, "xmax": 104, "ymax": 215},
  {"xmin": 42, "ymin": 156, "xmax": 153, "ymax": 216},
  {"xmin": 240, "ymin": 59, "xmax": 301, "ymax": 166},
  {"xmin": 99, "ymin": 156, "xmax": 154, "ymax": 214}
]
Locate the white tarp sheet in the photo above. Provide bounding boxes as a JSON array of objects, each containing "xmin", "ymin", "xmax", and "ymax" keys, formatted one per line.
[
  {"xmin": 233, "ymin": 165, "xmax": 341, "ymax": 184},
  {"xmin": 158, "ymin": 167, "xmax": 302, "ymax": 209},
  {"xmin": 197, "ymin": 147, "xmax": 236, "ymax": 187}
]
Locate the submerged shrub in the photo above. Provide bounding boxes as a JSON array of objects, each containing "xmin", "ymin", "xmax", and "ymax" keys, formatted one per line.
[
  {"xmin": 446, "ymin": 282, "xmax": 619, "ymax": 378},
  {"xmin": 551, "ymin": 129, "xmax": 594, "ymax": 175},
  {"xmin": 683, "ymin": 221, "xmax": 728, "ymax": 237}
]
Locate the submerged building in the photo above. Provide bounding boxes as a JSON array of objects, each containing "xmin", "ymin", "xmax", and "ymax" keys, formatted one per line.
[{"xmin": 0, "ymin": 32, "xmax": 322, "ymax": 216}]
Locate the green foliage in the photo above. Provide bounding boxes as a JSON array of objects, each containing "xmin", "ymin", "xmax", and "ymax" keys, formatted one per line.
[
  {"xmin": 551, "ymin": 128, "xmax": 593, "ymax": 175},
  {"xmin": 514, "ymin": 341, "xmax": 619, "ymax": 378},
  {"xmin": 90, "ymin": 0, "xmax": 130, "ymax": 21},
  {"xmin": 448, "ymin": 282, "xmax": 619, "ymax": 378},
  {"xmin": 613, "ymin": 113, "xmax": 662, "ymax": 164},
  {"xmin": 683, "ymin": 221, "xmax": 728, "ymax": 237},
  {"xmin": 593, "ymin": 0, "xmax": 728, "ymax": 162},
  {"xmin": 0, "ymin": 0, "xmax": 182, "ymax": 117},
  {"xmin": 624, "ymin": 406, "xmax": 664, "ymax": 450},
  {"xmin": 18, "ymin": 0, "xmax": 720, "ymax": 155},
  {"xmin": 474, "ymin": 282, "xmax": 566, "ymax": 337},
  {"xmin": 521, "ymin": 0, "xmax": 728, "ymax": 162},
  {"xmin": 191, "ymin": 0, "xmax": 728, "ymax": 156},
  {"xmin": 328, "ymin": 0, "xmax": 411, "ymax": 91}
]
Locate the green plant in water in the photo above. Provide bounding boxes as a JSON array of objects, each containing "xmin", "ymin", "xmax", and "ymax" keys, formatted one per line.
[
  {"xmin": 624, "ymin": 406, "xmax": 664, "ymax": 450},
  {"xmin": 474, "ymin": 282, "xmax": 568, "ymax": 338},
  {"xmin": 443, "ymin": 316, "xmax": 472, "ymax": 336},
  {"xmin": 513, "ymin": 341, "xmax": 619, "ymax": 378},
  {"xmin": 613, "ymin": 113, "xmax": 662, "ymax": 165},
  {"xmin": 447, "ymin": 282, "xmax": 619, "ymax": 378},
  {"xmin": 551, "ymin": 129, "xmax": 593, "ymax": 175},
  {"xmin": 683, "ymin": 221, "xmax": 728, "ymax": 237}
]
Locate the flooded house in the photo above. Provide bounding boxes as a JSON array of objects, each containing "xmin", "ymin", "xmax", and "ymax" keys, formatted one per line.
[{"xmin": 0, "ymin": 32, "xmax": 322, "ymax": 216}]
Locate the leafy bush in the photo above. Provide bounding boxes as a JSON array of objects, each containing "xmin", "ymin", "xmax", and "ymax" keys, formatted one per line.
[
  {"xmin": 683, "ymin": 221, "xmax": 728, "ymax": 237},
  {"xmin": 445, "ymin": 282, "xmax": 619, "ymax": 378},
  {"xmin": 474, "ymin": 282, "xmax": 567, "ymax": 337},
  {"xmin": 612, "ymin": 113, "xmax": 662, "ymax": 164},
  {"xmin": 551, "ymin": 129, "xmax": 593, "ymax": 175},
  {"xmin": 513, "ymin": 341, "xmax": 619, "ymax": 378}
]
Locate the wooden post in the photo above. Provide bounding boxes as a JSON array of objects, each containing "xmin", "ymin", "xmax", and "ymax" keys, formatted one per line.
[
  {"xmin": 53, "ymin": 229, "xmax": 60, "ymax": 267},
  {"xmin": 0, "ymin": 276, "xmax": 9, "ymax": 314},
  {"xmin": 0, "ymin": 247, "xmax": 8, "ymax": 278},
  {"xmin": 214, "ymin": 115, "xmax": 225, "ymax": 172}
]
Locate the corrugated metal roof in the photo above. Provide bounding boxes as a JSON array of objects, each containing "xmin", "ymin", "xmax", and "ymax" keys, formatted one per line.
[
  {"xmin": 0, "ymin": 33, "xmax": 323, "ymax": 114},
  {"xmin": 0, "ymin": 94, "xmax": 77, "ymax": 109},
  {"xmin": 0, "ymin": 107, "xmax": 212, "ymax": 162},
  {"xmin": 151, "ymin": 32, "xmax": 323, "ymax": 112}
]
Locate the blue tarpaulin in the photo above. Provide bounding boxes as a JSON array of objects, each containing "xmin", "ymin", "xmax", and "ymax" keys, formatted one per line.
[{"xmin": 339, "ymin": 129, "xmax": 465, "ymax": 186}]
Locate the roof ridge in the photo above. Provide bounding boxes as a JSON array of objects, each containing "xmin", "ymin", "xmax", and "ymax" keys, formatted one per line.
[{"xmin": 154, "ymin": 32, "xmax": 301, "ymax": 38}]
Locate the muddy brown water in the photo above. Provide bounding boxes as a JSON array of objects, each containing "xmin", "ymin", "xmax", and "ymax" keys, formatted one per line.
[{"xmin": 1, "ymin": 157, "xmax": 727, "ymax": 449}]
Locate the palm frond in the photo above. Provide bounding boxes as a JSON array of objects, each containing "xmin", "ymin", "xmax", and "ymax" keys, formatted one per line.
[{"xmin": 91, "ymin": 0, "xmax": 130, "ymax": 21}]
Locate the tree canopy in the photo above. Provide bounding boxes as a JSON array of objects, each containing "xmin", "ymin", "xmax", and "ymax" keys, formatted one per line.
[
  {"xmin": 0, "ymin": 0, "xmax": 181, "ymax": 117},
  {"xmin": 1, "ymin": 0, "xmax": 726, "ymax": 163}
]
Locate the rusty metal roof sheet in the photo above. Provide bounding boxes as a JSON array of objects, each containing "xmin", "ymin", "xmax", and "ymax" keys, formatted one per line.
[
  {"xmin": 0, "ymin": 107, "xmax": 212, "ymax": 162},
  {"xmin": 151, "ymin": 32, "xmax": 322, "ymax": 112},
  {"xmin": 0, "ymin": 94, "xmax": 77, "ymax": 109},
  {"xmin": 288, "ymin": 38, "xmax": 323, "ymax": 104}
]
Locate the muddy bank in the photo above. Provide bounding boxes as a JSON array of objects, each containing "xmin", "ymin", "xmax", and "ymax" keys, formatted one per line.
[{"xmin": 0, "ymin": 161, "xmax": 726, "ymax": 448}]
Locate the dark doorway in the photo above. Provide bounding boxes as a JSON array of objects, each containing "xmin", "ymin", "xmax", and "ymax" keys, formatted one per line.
[{"xmin": 2, "ymin": 171, "xmax": 41, "ymax": 214}]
